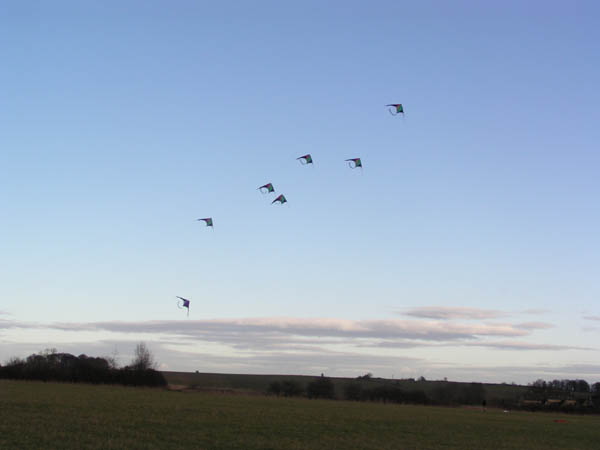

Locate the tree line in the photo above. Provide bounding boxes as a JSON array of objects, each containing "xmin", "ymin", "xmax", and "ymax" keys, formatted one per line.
[
  {"xmin": 267, "ymin": 375, "xmax": 486, "ymax": 406},
  {"xmin": 0, "ymin": 344, "xmax": 166, "ymax": 387},
  {"xmin": 266, "ymin": 375, "xmax": 600, "ymax": 413},
  {"xmin": 529, "ymin": 378, "xmax": 600, "ymax": 394},
  {"xmin": 519, "ymin": 378, "xmax": 600, "ymax": 413}
]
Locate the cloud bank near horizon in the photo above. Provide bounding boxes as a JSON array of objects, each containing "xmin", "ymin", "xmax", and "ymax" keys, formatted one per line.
[
  {"xmin": 2, "ymin": 316, "xmax": 543, "ymax": 342},
  {"xmin": 2, "ymin": 309, "xmax": 595, "ymax": 383}
]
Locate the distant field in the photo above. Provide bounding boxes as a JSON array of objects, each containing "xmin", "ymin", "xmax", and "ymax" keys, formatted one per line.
[
  {"xmin": 2, "ymin": 380, "xmax": 599, "ymax": 449},
  {"xmin": 162, "ymin": 370, "xmax": 528, "ymax": 402}
]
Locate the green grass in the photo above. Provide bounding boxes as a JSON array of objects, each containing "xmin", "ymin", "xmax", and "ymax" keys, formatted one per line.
[{"xmin": 1, "ymin": 380, "xmax": 599, "ymax": 449}]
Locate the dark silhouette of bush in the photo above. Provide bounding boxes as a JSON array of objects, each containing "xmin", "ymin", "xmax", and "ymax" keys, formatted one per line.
[
  {"xmin": 367, "ymin": 385, "xmax": 404, "ymax": 403},
  {"xmin": 279, "ymin": 380, "xmax": 304, "ymax": 397},
  {"xmin": 118, "ymin": 366, "xmax": 167, "ymax": 387},
  {"xmin": 431, "ymin": 382, "xmax": 461, "ymax": 405},
  {"xmin": 457, "ymin": 383, "xmax": 485, "ymax": 405},
  {"xmin": 0, "ymin": 348, "xmax": 166, "ymax": 388},
  {"xmin": 267, "ymin": 381, "xmax": 282, "ymax": 396},
  {"xmin": 356, "ymin": 372, "xmax": 373, "ymax": 380},
  {"xmin": 268, "ymin": 381, "xmax": 281, "ymax": 395},
  {"xmin": 404, "ymin": 389, "xmax": 429, "ymax": 405},
  {"xmin": 344, "ymin": 383, "xmax": 363, "ymax": 401},
  {"xmin": 1, "ymin": 357, "xmax": 25, "ymax": 380},
  {"xmin": 307, "ymin": 375, "xmax": 335, "ymax": 399}
]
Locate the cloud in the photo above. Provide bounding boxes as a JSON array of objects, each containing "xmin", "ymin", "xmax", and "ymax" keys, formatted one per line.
[
  {"xmin": 357, "ymin": 339, "xmax": 592, "ymax": 352},
  {"xmin": 34, "ymin": 317, "xmax": 532, "ymax": 342},
  {"xmin": 0, "ymin": 335, "xmax": 422, "ymax": 378},
  {"xmin": 401, "ymin": 306, "xmax": 507, "ymax": 320},
  {"xmin": 514, "ymin": 322, "xmax": 554, "ymax": 330},
  {"xmin": 548, "ymin": 363, "xmax": 600, "ymax": 376},
  {"xmin": 583, "ymin": 315, "xmax": 600, "ymax": 321},
  {"xmin": 400, "ymin": 306, "xmax": 553, "ymax": 321},
  {"xmin": 0, "ymin": 316, "xmax": 538, "ymax": 365},
  {"xmin": 357, "ymin": 340, "xmax": 433, "ymax": 349},
  {"xmin": 460, "ymin": 341, "xmax": 593, "ymax": 351},
  {"xmin": 2, "ymin": 316, "xmax": 597, "ymax": 384},
  {"xmin": 0, "ymin": 318, "xmax": 26, "ymax": 329}
]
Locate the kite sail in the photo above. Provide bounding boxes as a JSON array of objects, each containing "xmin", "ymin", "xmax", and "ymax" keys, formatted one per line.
[
  {"xmin": 258, "ymin": 183, "xmax": 275, "ymax": 194},
  {"xmin": 176, "ymin": 296, "xmax": 190, "ymax": 316},
  {"xmin": 386, "ymin": 104, "xmax": 404, "ymax": 115},
  {"xmin": 345, "ymin": 158, "xmax": 362, "ymax": 169},
  {"xmin": 296, "ymin": 154, "xmax": 313, "ymax": 165},
  {"xmin": 197, "ymin": 218, "xmax": 213, "ymax": 227},
  {"xmin": 272, "ymin": 194, "xmax": 287, "ymax": 205}
]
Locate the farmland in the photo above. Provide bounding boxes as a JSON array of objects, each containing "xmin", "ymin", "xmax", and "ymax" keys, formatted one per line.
[
  {"xmin": 2, "ymin": 379, "xmax": 599, "ymax": 449},
  {"xmin": 162, "ymin": 371, "xmax": 528, "ymax": 404}
]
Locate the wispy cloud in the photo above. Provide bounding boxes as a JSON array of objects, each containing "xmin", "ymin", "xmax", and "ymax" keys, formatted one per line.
[
  {"xmin": 29, "ymin": 317, "xmax": 533, "ymax": 342},
  {"xmin": 514, "ymin": 322, "xmax": 554, "ymax": 330},
  {"xmin": 583, "ymin": 315, "xmax": 600, "ymax": 321},
  {"xmin": 399, "ymin": 306, "xmax": 552, "ymax": 321},
  {"xmin": 0, "ymin": 318, "xmax": 23, "ymax": 329},
  {"xmin": 401, "ymin": 306, "xmax": 507, "ymax": 320},
  {"xmin": 357, "ymin": 339, "xmax": 591, "ymax": 352},
  {"xmin": 520, "ymin": 309, "xmax": 550, "ymax": 315},
  {"xmin": 460, "ymin": 341, "xmax": 593, "ymax": 351}
]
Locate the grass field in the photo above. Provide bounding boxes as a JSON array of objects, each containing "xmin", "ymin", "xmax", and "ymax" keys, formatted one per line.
[{"xmin": 2, "ymin": 380, "xmax": 599, "ymax": 450}]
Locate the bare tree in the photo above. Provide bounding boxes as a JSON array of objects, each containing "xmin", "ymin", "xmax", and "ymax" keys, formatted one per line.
[
  {"xmin": 103, "ymin": 345, "xmax": 120, "ymax": 370},
  {"xmin": 130, "ymin": 342, "xmax": 157, "ymax": 371}
]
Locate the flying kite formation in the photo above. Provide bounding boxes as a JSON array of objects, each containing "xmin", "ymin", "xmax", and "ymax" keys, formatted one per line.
[{"xmin": 178, "ymin": 103, "xmax": 404, "ymax": 315}]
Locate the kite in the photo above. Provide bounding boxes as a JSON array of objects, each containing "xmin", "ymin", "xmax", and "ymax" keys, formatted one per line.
[
  {"xmin": 258, "ymin": 183, "xmax": 275, "ymax": 194},
  {"xmin": 296, "ymin": 154, "xmax": 313, "ymax": 165},
  {"xmin": 176, "ymin": 296, "xmax": 190, "ymax": 316},
  {"xmin": 386, "ymin": 104, "xmax": 404, "ymax": 115},
  {"xmin": 272, "ymin": 194, "xmax": 287, "ymax": 205},
  {"xmin": 197, "ymin": 218, "xmax": 213, "ymax": 227},
  {"xmin": 345, "ymin": 158, "xmax": 362, "ymax": 169}
]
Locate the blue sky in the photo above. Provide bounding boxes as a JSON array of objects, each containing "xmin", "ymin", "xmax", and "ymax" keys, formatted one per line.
[{"xmin": 1, "ymin": 1, "xmax": 599, "ymax": 383}]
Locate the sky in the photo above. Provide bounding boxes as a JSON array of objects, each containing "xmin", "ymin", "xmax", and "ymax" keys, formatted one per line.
[{"xmin": 1, "ymin": 1, "xmax": 599, "ymax": 384}]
